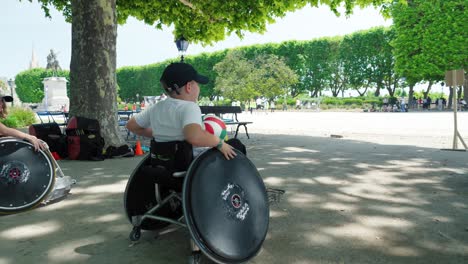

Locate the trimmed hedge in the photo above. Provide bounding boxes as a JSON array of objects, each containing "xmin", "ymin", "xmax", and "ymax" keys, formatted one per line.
[{"xmin": 0, "ymin": 107, "xmax": 37, "ymax": 128}]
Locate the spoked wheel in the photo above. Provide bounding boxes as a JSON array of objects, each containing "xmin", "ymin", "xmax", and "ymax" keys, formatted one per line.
[{"xmin": 0, "ymin": 138, "xmax": 55, "ymax": 214}]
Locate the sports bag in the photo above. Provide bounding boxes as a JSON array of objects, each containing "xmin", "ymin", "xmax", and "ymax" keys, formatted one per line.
[
  {"xmin": 29, "ymin": 123, "xmax": 68, "ymax": 158},
  {"xmin": 65, "ymin": 116, "xmax": 105, "ymax": 161}
]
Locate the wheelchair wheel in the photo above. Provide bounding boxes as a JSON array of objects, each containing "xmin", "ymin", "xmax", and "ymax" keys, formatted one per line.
[
  {"xmin": 0, "ymin": 138, "xmax": 55, "ymax": 214},
  {"xmin": 183, "ymin": 148, "xmax": 269, "ymax": 264}
]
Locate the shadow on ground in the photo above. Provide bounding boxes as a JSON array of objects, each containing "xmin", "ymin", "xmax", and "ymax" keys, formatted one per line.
[{"xmin": 1, "ymin": 133, "xmax": 467, "ymax": 264}]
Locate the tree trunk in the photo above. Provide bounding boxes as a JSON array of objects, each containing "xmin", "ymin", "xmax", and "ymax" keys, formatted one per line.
[
  {"xmin": 70, "ymin": 0, "xmax": 125, "ymax": 147},
  {"xmin": 448, "ymin": 86, "xmax": 454, "ymax": 109},
  {"xmin": 422, "ymin": 81, "xmax": 433, "ymax": 99},
  {"xmin": 464, "ymin": 72, "xmax": 468, "ymax": 102},
  {"xmin": 408, "ymin": 84, "xmax": 414, "ymax": 107},
  {"xmin": 374, "ymin": 85, "xmax": 381, "ymax": 97}
]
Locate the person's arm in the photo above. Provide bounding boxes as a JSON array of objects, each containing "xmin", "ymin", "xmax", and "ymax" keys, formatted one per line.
[
  {"xmin": 183, "ymin": 123, "xmax": 236, "ymax": 160},
  {"xmin": 126, "ymin": 117, "xmax": 153, "ymax": 138},
  {"xmin": 0, "ymin": 122, "xmax": 45, "ymax": 151}
]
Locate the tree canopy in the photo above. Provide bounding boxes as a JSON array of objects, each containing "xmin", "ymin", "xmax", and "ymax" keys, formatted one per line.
[
  {"xmin": 32, "ymin": 0, "xmax": 393, "ymax": 43},
  {"xmin": 391, "ymin": 0, "xmax": 466, "ymax": 85},
  {"xmin": 26, "ymin": 0, "xmax": 396, "ymax": 147},
  {"xmin": 214, "ymin": 50, "xmax": 298, "ymax": 102}
]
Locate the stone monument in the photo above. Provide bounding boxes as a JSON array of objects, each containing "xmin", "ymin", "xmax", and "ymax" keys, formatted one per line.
[{"xmin": 41, "ymin": 77, "xmax": 69, "ymax": 111}]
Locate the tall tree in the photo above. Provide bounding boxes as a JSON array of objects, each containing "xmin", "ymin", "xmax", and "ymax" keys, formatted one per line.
[
  {"xmin": 30, "ymin": 0, "xmax": 395, "ymax": 147},
  {"xmin": 214, "ymin": 51, "xmax": 297, "ymax": 103},
  {"xmin": 391, "ymin": 0, "xmax": 467, "ymax": 104},
  {"xmin": 301, "ymin": 38, "xmax": 337, "ymax": 97},
  {"xmin": 213, "ymin": 50, "xmax": 257, "ymax": 103},
  {"xmin": 327, "ymin": 38, "xmax": 347, "ymax": 97}
]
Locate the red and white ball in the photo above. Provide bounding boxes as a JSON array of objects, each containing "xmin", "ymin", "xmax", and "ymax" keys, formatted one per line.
[{"xmin": 203, "ymin": 115, "xmax": 227, "ymax": 140}]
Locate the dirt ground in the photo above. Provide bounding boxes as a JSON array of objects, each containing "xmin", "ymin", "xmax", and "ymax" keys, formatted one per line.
[{"xmin": 1, "ymin": 111, "xmax": 467, "ymax": 264}]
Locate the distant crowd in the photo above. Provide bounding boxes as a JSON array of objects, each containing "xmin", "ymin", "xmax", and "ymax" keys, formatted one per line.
[{"xmin": 377, "ymin": 96, "xmax": 467, "ymax": 112}]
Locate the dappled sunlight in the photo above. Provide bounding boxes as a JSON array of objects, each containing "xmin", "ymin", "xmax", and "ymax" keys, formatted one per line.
[
  {"xmin": 329, "ymin": 193, "xmax": 360, "ymax": 202},
  {"xmin": 268, "ymin": 161, "xmax": 292, "ymax": 165},
  {"xmin": 296, "ymin": 178, "xmax": 315, "ymax": 184},
  {"xmin": 322, "ymin": 223, "xmax": 384, "ymax": 244},
  {"xmin": 283, "ymin": 147, "xmax": 319, "ymax": 153},
  {"xmin": 47, "ymin": 236, "xmax": 106, "ymax": 262},
  {"xmin": 321, "ymin": 202, "xmax": 358, "ymax": 212},
  {"xmin": 386, "ymin": 246, "xmax": 420, "ymax": 257},
  {"xmin": 0, "ymin": 221, "xmax": 62, "ymax": 240},
  {"xmin": 74, "ymin": 181, "xmax": 126, "ymax": 194},
  {"xmin": 329, "ymin": 157, "xmax": 352, "ymax": 161},
  {"xmin": 288, "ymin": 193, "xmax": 322, "ymax": 207},
  {"xmin": 264, "ymin": 177, "xmax": 286, "ymax": 185},
  {"xmin": 269, "ymin": 209, "xmax": 288, "ymax": 218},
  {"xmin": 104, "ymin": 224, "xmax": 131, "ymax": 234},
  {"xmin": 315, "ymin": 176, "xmax": 349, "ymax": 185},
  {"xmin": 368, "ymin": 205, "xmax": 420, "ymax": 214},
  {"xmin": 0, "ymin": 257, "xmax": 12, "ymax": 264},
  {"xmin": 279, "ymin": 157, "xmax": 320, "ymax": 165},
  {"xmin": 428, "ymin": 215, "xmax": 452, "ymax": 223},
  {"xmin": 304, "ymin": 232, "xmax": 335, "ymax": 245},
  {"xmin": 358, "ymin": 215, "xmax": 414, "ymax": 228},
  {"xmin": 3, "ymin": 130, "xmax": 468, "ymax": 263},
  {"xmin": 340, "ymin": 184, "xmax": 430, "ymax": 205},
  {"xmin": 40, "ymin": 193, "xmax": 112, "ymax": 209},
  {"xmin": 83, "ymin": 213, "xmax": 122, "ymax": 223},
  {"xmin": 451, "ymin": 201, "xmax": 468, "ymax": 209},
  {"xmin": 419, "ymin": 239, "xmax": 468, "ymax": 255}
]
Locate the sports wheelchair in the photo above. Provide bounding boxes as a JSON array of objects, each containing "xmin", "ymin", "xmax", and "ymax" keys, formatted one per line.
[
  {"xmin": 124, "ymin": 140, "xmax": 269, "ymax": 263},
  {"xmin": 0, "ymin": 137, "xmax": 73, "ymax": 215}
]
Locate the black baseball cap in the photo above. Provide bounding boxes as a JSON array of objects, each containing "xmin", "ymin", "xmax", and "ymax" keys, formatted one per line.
[
  {"xmin": 160, "ymin": 63, "xmax": 209, "ymax": 91},
  {"xmin": 0, "ymin": 92, "xmax": 13, "ymax": 102}
]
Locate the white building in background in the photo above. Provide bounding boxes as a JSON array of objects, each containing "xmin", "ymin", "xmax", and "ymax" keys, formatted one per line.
[
  {"xmin": 40, "ymin": 77, "xmax": 69, "ymax": 111},
  {"xmin": 29, "ymin": 48, "xmax": 40, "ymax": 69}
]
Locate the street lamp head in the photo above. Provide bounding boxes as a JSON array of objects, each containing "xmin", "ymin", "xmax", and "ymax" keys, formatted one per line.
[
  {"xmin": 6, "ymin": 78, "xmax": 14, "ymax": 106},
  {"xmin": 175, "ymin": 37, "xmax": 189, "ymax": 62}
]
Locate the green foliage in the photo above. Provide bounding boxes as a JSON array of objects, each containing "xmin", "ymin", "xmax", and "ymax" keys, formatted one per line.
[
  {"xmin": 15, "ymin": 68, "xmax": 70, "ymax": 103},
  {"xmin": 7, "ymin": 107, "xmax": 37, "ymax": 127},
  {"xmin": 0, "ymin": 79, "xmax": 7, "ymax": 91},
  {"xmin": 34, "ymin": 0, "xmax": 393, "ymax": 45},
  {"xmin": 117, "ymin": 63, "xmax": 166, "ymax": 102},
  {"xmin": 320, "ymin": 96, "xmax": 383, "ymax": 107},
  {"xmin": 0, "ymin": 116, "xmax": 19, "ymax": 128},
  {"xmin": 391, "ymin": 0, "xmax": 466, "ymax": 86},
  {"xmin": 340, "ymin": 27, "xmax": 398, "ymax": 96},
  {"xmin": 213, "ymin": 50, "xmax": 298, "ymax": 102}
]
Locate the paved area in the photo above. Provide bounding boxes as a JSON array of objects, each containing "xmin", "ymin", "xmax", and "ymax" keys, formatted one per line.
[{"xmin": 1, "ymin": 111, "xmax": 467, "ymax": 264}]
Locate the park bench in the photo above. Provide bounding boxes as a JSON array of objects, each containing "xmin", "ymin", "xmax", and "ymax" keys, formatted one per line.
[
  {"xmin": 36, "ymin": 111, "xmax": 69, "ymax": 127},
  {"xmin": 118, "ymin": 110, "xmax": 138, "ymax": 139},
  {"xmin": 200, "ymin": 106, "xmax": 253, "ymax": 139}
]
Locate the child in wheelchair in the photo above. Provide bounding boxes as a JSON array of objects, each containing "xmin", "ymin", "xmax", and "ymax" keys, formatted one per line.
[{"xmin": 125, "ymin": 62, "xmax": 248, "ymax": 263}]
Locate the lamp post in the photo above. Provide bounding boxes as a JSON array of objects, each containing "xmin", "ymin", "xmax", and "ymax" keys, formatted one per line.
[
  {"xmin": 175, "ymin": 37, "xmax": 189, "ymax": 62},
  {"xmin": 7, "ymin": 78, "xmax": 14, "ymax": 106}
]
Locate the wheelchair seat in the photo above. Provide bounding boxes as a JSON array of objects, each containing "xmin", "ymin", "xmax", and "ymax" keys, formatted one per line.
[{"xmin": 124, "ymin": 140, "xmax": 192, "ymax": 232}]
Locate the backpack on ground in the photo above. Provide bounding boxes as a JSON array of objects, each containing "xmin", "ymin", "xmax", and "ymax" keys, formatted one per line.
[
  {"xmin": 66, "ymin": 116, "xmax": 105, "ymax": 161},
  {"xmin": 29, "ymin": 123, "xmax": 68, "ymax": 159}
]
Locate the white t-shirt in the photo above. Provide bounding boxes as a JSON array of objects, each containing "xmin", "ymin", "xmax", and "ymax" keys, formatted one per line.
[{"xmin": 134, "ymin": 97, "xmax": 202, "ymax": 142}]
